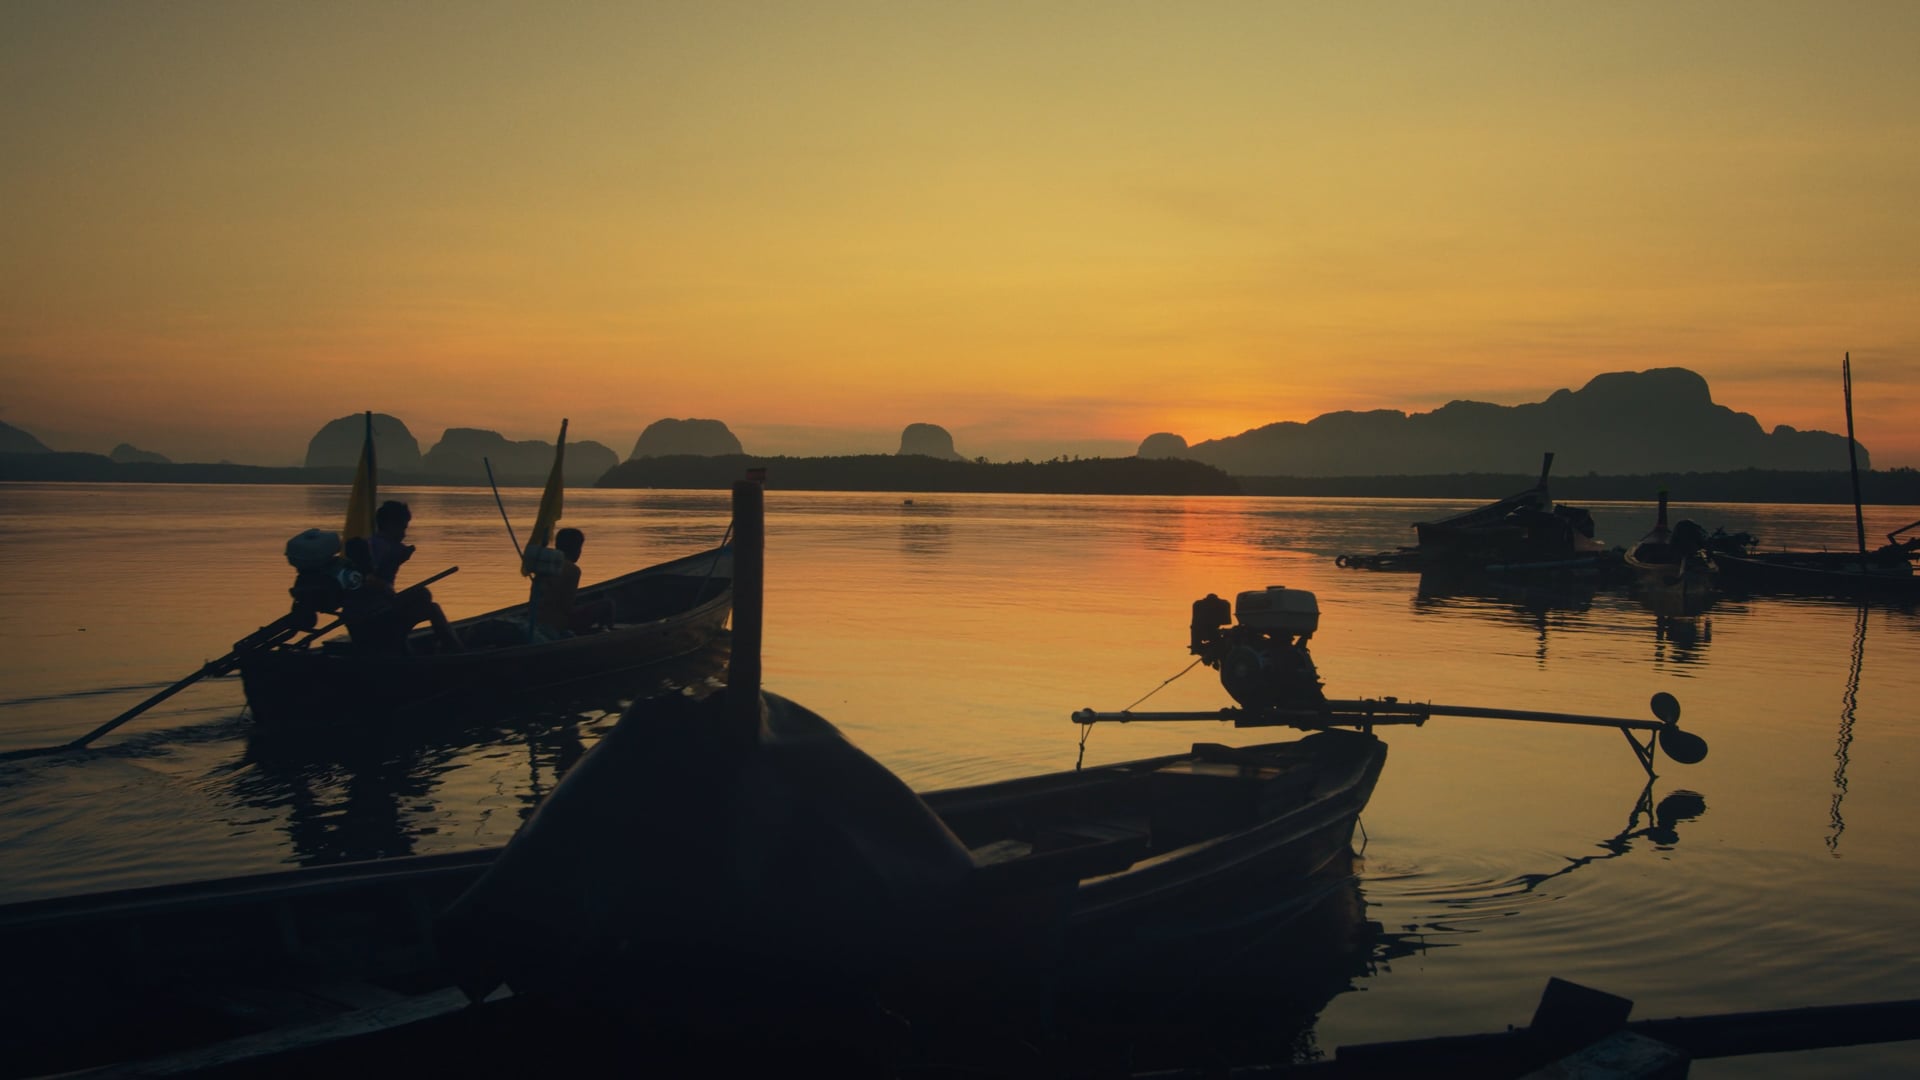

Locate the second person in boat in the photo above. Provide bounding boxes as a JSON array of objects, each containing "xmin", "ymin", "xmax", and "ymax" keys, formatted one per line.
[{"xmin": 529, "ymin": 527, "xmax": 615, "ymax": 640}]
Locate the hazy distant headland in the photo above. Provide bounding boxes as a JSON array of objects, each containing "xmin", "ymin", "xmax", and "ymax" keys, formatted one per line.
[
  {"xmin": 1236, "ymin": 468, "xmax": 1920, "ymax": 506},
  {"xmin": 1, "ymin": 420, "xmax": 53, "ymax": 455},
  {"xmin": 1143, "ymin": 368, "xmax": 1862, "ymax": 476},
  {"xmin": 109, "ymin": 443, "xmax": 171, "ymax": 464},
  {"xmin": 5, "ymin": 368, "xmax": 1915, "ymax": 502}
]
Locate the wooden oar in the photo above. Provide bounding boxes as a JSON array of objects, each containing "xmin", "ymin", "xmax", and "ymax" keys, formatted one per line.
[
  {"xmin": 0, "ymin": 566, "xmax": 459, "ymax": 763},
  {"xmin": 0, "ymin": 619, "xmax": 301, "ymax": 763},
  {"xmin": 281, "ymin": 565, "xmax": 460, "ymax": 649}
]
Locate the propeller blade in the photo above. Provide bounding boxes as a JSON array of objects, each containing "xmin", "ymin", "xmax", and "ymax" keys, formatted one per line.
[
  {"xmin": 1658, "ymin": 725, "xmax": 1709, "ymax": 765},
  {"xmin": 1651, "ymin": 692, "xmax": 1681, "ymax": 725}
]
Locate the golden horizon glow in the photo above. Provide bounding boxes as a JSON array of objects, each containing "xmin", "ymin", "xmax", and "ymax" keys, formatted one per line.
[{"xmin": 4, "ymin": 3, "xmax": 1917, "ymax": 467}]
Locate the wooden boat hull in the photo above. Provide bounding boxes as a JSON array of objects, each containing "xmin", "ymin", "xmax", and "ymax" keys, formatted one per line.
[
  {"xmin": 0, "ymin": 848, "xmax": 497, "ymax": 1080},
  {"xmin": 1714, "ymin": 551, "xmax": 1918, "ymax": 600},
  {"xmin": 926, "ymin": 734, "xmax": 1384, "ymax": 948},
  {"xmin": 238, "ymin": 546, "xmax": 733, "ymax": 726},
  {"xmin": 1623, "ymin": 549, "xmax": 1713, "ymax": 594},
  {"xmin": 0, "ymin": 705, "xmax": 1385, "ymax": 1078}
]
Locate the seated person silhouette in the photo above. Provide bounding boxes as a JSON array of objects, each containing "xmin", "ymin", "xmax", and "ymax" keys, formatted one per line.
[
  {"xmin": 530, "ymin": 527, "xmax": 615, "ymax": 640},
  {"xmin": 343, "ymin": 500, "xmax": 464, "ymax": 654}
]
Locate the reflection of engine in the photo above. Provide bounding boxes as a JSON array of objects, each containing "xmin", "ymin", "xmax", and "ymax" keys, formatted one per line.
[{"xmin": 1189, "ymin": 587, "xmax": 1326, "ymax": 712}]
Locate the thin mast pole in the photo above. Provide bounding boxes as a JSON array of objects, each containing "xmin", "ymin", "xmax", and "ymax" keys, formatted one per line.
[
  {"xmin": 1843, "ymin": 353, "xmax": 1867, "ymax": 557},
  {"xmin": 483, "ymin": 457, "xmax": 524, "ymax": 563}
]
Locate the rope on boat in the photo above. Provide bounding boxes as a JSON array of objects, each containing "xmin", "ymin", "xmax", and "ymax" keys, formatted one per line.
[
  {"xmin": 1078, "ymin": 657, "xmax": 1206, "ymax": 770},
  {"xmin": 1120, "ymin": 657, "xmax": 1204, "ymax": 713}
]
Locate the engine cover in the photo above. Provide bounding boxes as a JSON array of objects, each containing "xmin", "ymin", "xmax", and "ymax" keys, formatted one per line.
[{"xmin": 1233, "ymin": 586, "xmax": 1319, "ymax": 638}]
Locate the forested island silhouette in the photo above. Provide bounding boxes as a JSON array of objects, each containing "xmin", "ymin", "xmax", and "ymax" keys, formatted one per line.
[{"xmin": 5, "ymin": 448, "xmax": 1917, "ymax": 504}]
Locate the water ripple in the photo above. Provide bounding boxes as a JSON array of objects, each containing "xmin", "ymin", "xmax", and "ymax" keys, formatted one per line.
[{"xmin": 0, "ymin": 678, "xmax": 192, "ymax": 709}]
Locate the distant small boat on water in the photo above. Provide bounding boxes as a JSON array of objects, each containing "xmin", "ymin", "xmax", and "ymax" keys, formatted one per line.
[
  {"xmin": 1339, "ymin": 452, "xmax": 1619, "ymax": 575},
  {"xmin": 1624, "ymin": 490, "xmax": 1716, "ymax": 594},
  {"xmin": 1707, "ymin": 356, "xmax": 1918, "ymax": 600}
]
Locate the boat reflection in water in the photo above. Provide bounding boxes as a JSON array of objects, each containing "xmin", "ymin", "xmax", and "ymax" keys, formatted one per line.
[
  {"xmin": 1521, "ymin": 784, "xmax": 1706, "ymax": 888},
  {"xmin": 1640, "ymin": 589, "xmax": 1717, "ymax": 667},
  {"xmin": 1078, "ymin": 781, "xmax": 1706, "ymax": 1077},
  {"xmin": 1410, "ymin": 565, "xmax": 1722, "ymax": 668},
  {"xmin": 1415, "ymin": 568, "xmax": 1602, "ymax": 622},
  {"xmin": 1363, "ymin": 780, "xmax": 1706, "ymax": 954},
  {"xmin": 1828, "ymin": 603, "xmax": 1868, "ymax": 856},
  {"xmin": 1412, "ymin": 569, "xmax": 1601, "ymax": 665},
  {"xmin": 221, "ymin": 645, "xmax": 731, "ymax": 867}
]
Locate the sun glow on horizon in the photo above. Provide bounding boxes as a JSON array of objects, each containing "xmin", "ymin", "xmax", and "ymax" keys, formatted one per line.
[{"xmin": 3, "ymin": 4, "xmax": 1916, "ymax": 467}]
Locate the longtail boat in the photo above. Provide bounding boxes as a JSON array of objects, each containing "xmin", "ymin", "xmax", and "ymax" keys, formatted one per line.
[{"xmin": 237, "ymin": 545, "xmax": 733, "ymax": 728}]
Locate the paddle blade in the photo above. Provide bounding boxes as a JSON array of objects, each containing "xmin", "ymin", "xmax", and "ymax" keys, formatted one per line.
[
  {"xmin": 1658, "ymin": 725, "xmax": 1708, "ymax": 765},
  {"xmin": 1650, "ymin": 692, "xmax": 1681, "ymax": 725}
]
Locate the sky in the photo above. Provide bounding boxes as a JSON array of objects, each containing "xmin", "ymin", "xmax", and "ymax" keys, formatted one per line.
[{"xmin": 3, "ymin": 2, "xmax": 1918, "ymax": 467}]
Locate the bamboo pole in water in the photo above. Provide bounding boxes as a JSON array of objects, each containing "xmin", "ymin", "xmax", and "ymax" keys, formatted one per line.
[{"xmin": 1844, "ymin": 352, "xmax": 1868, "ymax": 557}]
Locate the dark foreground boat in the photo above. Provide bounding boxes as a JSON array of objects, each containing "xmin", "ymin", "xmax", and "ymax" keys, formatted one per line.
[
  {"xmin": 237, "ymin": 545, "xmax": 733, "ymax": 727},
  {"xmin": 0, "ymin": 693, "xmax": 1385, "ymax": 1079}
]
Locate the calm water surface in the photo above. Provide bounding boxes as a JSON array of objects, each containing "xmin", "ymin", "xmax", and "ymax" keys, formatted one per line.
[{"xmin": 3, "ymin": 482, "xmax": 1919, "ymax": 1074}]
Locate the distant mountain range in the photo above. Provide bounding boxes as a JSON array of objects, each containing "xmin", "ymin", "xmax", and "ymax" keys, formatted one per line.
[
  {"xmin": 0, "ymin": 368, "xmax": 1879, "ymax": 486},
  {"xmin": 301, "ymin": 415, "xmax": 615, "ymax": 486},
  {"xmin": 1140, "ymin": 368, "xmax": 1861, "ymax": 476}
]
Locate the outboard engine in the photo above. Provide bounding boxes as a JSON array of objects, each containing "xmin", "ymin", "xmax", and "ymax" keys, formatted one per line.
[
  {"xmin": 1669, "ymin": 519, "xmax": 1710, "ymax": 557},
  {"xmin": 284, "ymin": 527, "xmax": 362, "ymax": 617},
  {"xmin": 1189, "ymin": 586, "xmax": 1326, "ymax": 713}
]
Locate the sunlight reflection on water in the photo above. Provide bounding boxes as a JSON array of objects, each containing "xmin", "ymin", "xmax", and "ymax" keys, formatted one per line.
[{"xmin": 2, "ymin": 482, "xmax": 1918, "ymax": 1072}]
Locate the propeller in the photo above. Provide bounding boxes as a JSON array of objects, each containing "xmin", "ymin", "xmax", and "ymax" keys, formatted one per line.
[{"xmin": 1651, "ymin": 692, "xmax": 1709, "ymax": 765}]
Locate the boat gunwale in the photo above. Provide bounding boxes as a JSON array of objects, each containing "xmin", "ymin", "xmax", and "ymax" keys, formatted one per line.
[
  {"xmin": 1, "ymin": 732, "xmax": 1381, "ymax": 934},
  {"xmin": 240, "ymin": 545, "xmax": 733, "ymax": 676}
]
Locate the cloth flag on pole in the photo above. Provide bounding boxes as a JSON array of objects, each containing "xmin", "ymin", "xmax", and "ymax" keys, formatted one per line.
[
  {"xmin": 342, "ymin": 411, "xmax": 377, "ymax": 542},
  {"xmin": 521, "ymin": 419, "xmax": 567, "ymax": 576}
]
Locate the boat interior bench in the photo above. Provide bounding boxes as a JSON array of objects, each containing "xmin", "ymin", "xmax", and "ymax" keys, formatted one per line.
[
  {"xmin": 952, "ymin": 741, "xmax": 1324, "ymax": 889},
  {"xmin": 967, "ymin": 818, "xmax": 1153, "ymax": 889}
]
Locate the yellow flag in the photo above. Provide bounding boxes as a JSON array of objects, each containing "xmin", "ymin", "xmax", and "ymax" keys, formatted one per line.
[
  {"xmin": 342, "ymin": 411, "xmax": 377, "ymax": 542},
  {"xmin": 521, "ymin": 419, "xmax": 567, "ymax": 576}
]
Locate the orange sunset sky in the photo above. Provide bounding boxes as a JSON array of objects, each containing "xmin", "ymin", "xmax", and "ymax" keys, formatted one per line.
[{"xmin": 4, "ymin": 4, "xmax": 1918, "ymax": 467}]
